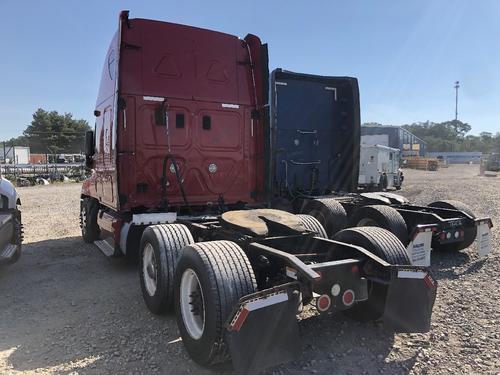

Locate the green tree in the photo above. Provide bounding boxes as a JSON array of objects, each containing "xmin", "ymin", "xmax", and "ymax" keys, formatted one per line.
[
  {"xmin": 365, "ymin": 120, "xmax": 500, "ymax": 153},
  {"xmin": 21, "ymin": 108, "xmax": 91, "ymax": 154}
]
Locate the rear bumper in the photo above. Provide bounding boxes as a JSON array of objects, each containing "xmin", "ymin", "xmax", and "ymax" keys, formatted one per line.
[{"xmin": 434, "ymin": 217, "xmax": 492, "ymax": 246}]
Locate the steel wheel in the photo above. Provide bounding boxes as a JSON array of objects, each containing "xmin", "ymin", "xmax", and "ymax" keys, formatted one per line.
[
  {"xmin": 142, "ymin": 243, "xmax": 158, "ymax": 297},
  {"xmin": 356, "ymin": 217, "xmax": 378, "ymax": 226},
  {"xmin": 180, "ymin": 268, "xmax": 205, "ymax": 340}
]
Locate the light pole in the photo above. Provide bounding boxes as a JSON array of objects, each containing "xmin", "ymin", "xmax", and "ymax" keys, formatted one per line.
[{"xmin": 454, "ymin": 81, "xmax": 460, "ymax": 121}]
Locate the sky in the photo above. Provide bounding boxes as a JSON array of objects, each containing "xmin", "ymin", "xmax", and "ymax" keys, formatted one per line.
[{"xmin": 1, "ymin": 0, "xmax": 499, "ymax": 140}]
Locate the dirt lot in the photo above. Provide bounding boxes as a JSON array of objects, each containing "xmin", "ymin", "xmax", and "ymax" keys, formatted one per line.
[{"xmin": 1, "ymin": 165, "xmax": 499, "ymax": 375}]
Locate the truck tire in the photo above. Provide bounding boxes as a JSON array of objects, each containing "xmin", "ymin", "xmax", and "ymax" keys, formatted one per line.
[
  {"xmin": 428, "ymin": 200, "xmax": 477, "ymax": 251},
  {"xmin": 349, "ymin": 205, "xmax": 408, "ymax": 245},
  {"xmin": 140, "ymin": 224, "xmax": 194, "ymax": 314},
  {"xmin": 296, "ymin": 214, "xmax": 328, "ymax": 238},
  {"xmin": 174, "ymin": 241, "xmax": 257, "ymax": 366},
  {"xmin": 300, "ymin": 198, "xmax": 347, "ymax": 238},
  {"xmin": 428, "ymin": 200, "xmax": 475, "ymax": 218},
  {"xmin": 80, "ymin": 197, "xmax": 100, "ymax": 243},
  {"xmin": 333, "ymin": 227, "xmax": 410, "ymax": 322}
]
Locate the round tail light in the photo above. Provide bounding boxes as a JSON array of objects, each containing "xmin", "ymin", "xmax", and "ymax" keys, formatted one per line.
[
  {"xmin": 342, "ymin": 289, "xmax": 355, "ymax": 307},
  {"xmin": 317, "ymin": 294, "xmax": 331, "ymax": 312}
]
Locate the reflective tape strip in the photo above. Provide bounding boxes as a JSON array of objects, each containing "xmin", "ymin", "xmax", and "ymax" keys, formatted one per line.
[
  {"xmin": 228, "ymin": 292, "xmax": 289, "ymax": 332},
  {"xmin": 132, "ymin": 213, "xmax": 177, "ymax": 225},
  {"xmin": 286, "ymin": 266, "xmax": 297, "ymax": 280},
  {"xmin": 397, "ymin": 270, "xmax": 426, "ymax": 279},
  {"xmin": 424, "ymin": 274, "xmax": 436, "ymax": 289},
  {"xmin": 275, "ymin": 81, "xmax": 287, "ymax": 86},
  {"xmin": 231, "ymin": 308, "xmax": 250, "ymax": 332},
  {"xmin": 143, "ymin": 96, "xmax": 165, "ymax": 102},
  {"xmin": 245, "ymin": 292, "xmax": 288, "ymax": 311},
  {"xmin": 324, "ymin": 87, "xmax": 337, "ymax": 100},
  {"xmin": 221, "ymin": 103, "xmax": 239, "ymax": 109}
]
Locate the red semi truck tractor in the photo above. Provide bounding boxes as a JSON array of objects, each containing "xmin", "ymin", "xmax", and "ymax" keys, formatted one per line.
[{"xmin": 81, "ymin": 11, "xmax": 437, "ymax": 374}]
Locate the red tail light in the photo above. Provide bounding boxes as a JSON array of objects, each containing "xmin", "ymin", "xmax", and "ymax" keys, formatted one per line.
[
  {"xmin": 317, "ymin": 294, "xmax": 331, "ymax": 312},
  {"xmin": 342, "ymin": 290, "xmax": 355, "ymax": 306}
]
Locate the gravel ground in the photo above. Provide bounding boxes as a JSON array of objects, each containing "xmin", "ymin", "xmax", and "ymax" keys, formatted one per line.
[{"xmin": 0, "ymin": 164, "xmax": 498, "ymax": 375}]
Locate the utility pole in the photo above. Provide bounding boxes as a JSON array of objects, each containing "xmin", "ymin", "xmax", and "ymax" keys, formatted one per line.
[{"xmin": 454, "ymin": 81, "xmax": 460, "ymax": 121}]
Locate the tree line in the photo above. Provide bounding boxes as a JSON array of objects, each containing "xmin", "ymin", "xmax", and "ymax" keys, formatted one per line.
[
  {"xmin": 364, "ymin": 120, "xmax": 500, "ymax": 153},
  {"xmin": 3, "ymin": 108, "xmax": 91, "ymax": 154},
  {"xmin": 3, "ymin": 109, "xmax": 499, "ymax": 155}
]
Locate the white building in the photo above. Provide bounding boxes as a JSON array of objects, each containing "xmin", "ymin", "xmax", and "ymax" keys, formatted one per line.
[{"xmin": 0, "ymin": 145, "xmax": 30, "ymax": 164}]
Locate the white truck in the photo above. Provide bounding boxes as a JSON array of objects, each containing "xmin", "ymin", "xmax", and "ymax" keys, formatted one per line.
[
  {"xmin": 358, "ymin": 144, "xmax": 403, "ymax": 191},
  {"xmin": 0, "ymin": 175, "xmax": 22, "ymax": 265}
]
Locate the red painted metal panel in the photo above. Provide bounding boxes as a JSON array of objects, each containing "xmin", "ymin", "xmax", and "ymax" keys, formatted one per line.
[{"xmin": 85, "ymin": 13, "xmax": 267, "ymax": 213}]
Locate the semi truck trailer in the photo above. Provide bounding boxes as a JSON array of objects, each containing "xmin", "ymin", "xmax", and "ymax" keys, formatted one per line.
[
  {"xmin": 269, "ymin": 69, "xmax": 492, "ymax": 253},
  {"xmin": 80, "ymin": 11, "xmax": 438, "ymax": 374}
]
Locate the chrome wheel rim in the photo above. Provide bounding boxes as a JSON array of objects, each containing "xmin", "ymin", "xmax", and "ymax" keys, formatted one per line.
[
  {"xmin": 180, "ymin": 268, "xmax": 205, "ymax": 340},
  {"xmin": 142, "ymin": 243, "xmax": 157, "ymax": 296},
  {"xmin": 357, "ymin": 218, "xmax": 378, "ymax": 227}
]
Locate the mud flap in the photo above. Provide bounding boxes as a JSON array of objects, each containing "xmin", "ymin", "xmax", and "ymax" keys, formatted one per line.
[
  {"xmin": 383, "ymin": 268, "xmax": 437, "ymax": 333},
  {"xmin": 406, "ymin": 224, "xmax": 436, "ymax": 267},
  {"xmin": 226, "ymin": 287, "xmax": 301, "ymax": 375},
  {"xmin": 475, "ymin": 218, "xmax": 493, "ymax": 257}
]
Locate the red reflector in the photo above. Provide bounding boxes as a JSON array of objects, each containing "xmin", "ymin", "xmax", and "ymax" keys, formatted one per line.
[
  {"xmin": 424, "ymin": 274, "xmax": 436, "ymax": 289},
  {"xmin": 231, "ymin": 308, "xmax": 250, "ymax": 332},
  {"xmin": 460, "ymin": 230, "xmax": 465, "ymax": 237},
  {"xmin": 440, "ymin": 232, "xmax": 446, "ymax": 240},
  {"xmin": 351, "ymin": 265, "xmax": 359, "ymax": 274},
  {"xmin": 317, "ymin": 295, "xmax": 331, "ymax": 312},
  {"xmin": 342, "ymin": 290, "xmax": 355, "ymax": 306}
]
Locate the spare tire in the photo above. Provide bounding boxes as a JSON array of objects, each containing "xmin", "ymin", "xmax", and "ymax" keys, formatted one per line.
[
  {"xmin": 334, "ymin": 227, "xmax": 410, "ymax": 322},
  {"xmin": 349, "ymin": 205, "xmax": 408, "ymax": 245},
  {"xmin": 428, "ymin": 200, "xmax": 477, "ymax": 250},
  {"xmin": 300, "ymin": 198, "xmax": 347, "ymax": 238}
]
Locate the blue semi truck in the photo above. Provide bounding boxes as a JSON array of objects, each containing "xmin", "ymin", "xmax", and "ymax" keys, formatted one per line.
[{"xmin": 269, "ymin": 69, "xmax": 492, "ymax": 253}]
